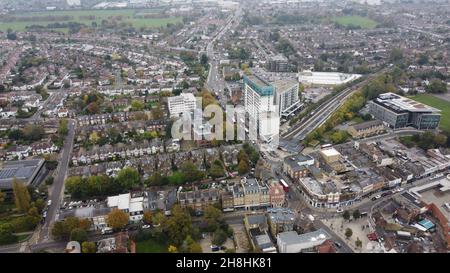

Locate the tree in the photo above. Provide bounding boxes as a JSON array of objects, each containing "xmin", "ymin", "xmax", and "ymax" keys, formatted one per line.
[
  {"xmin": 22, "ymin": 124, "xmax": 45, "ymax": 141},
  {"xmin": 200, "ymin": 54, "xmax": 208, "ymax": 66},
  {"xmin": 355, "ymin": 237, "xmax": 362, "ymax": 248},
  {"xmin": 106, "ymin": 209, "xmax": 129, "ymax": 230},
  {"xmin": 143, "ymin": 211, "xmax": 152, "ymax": 225},
  {"xmin": 0, "ymin": 224, "xmax": 16, "ymax": 245},
  {"xmin": 209, "ymin": 160, "xmax": 225, "ymax": 178},
  {"xmin": 180, "ymin": 162, "xmax": 204, "ymax": 183},
  {"xmin": 353, "ymin": 209, "xmax": 361, "ymax": 220},
  {"xmin": 345, "ymin": 228, "xmax": 353, "ymax": 239},
  {"xmin": 330, "ymin": 130, "xmax": 349, "ymax": 144},
  {"xmin": 165, "ymin": 205, "xmax": 193, "ymax": 246},
  {"xmin": 116, "ymin": 167, "xmax": 140, "ymax": 189},
  {"xmin": 51, "ymin": 221, "xmax": 68, "ymax": 240},
  {"xmin": 152, "ymin": 211, "xmax": 166, "ymax": 229},
  {"xmin": 12, "ymin": 179, "xmax": 31, "ymax": 213},
  {"xmin": 58, "ymin": 119, "xmax": 69, "ymax": 136},
  {"xmin": 87, "ymin": 102, "xmax": 100, "ymax": 114},
  {"xmin": 89, "ymin": 131, "xmax": 100, "ymax": 144},
  {"xmin": 237, "ymin": 159, "xmax": 249, "ymax": 175},
  {"xmin": 65, "ymin": 176, "xmax": 86, "ymax": 199},
  {"xmin": 70, "ymin": 228, "xmax": 88, "ymax": 243},
  {"xmin": 6, "ymin": 32, "xmax": 17, "ymax": 41},
  {"xmin": 434, "ymin": 134, "xmax": 447, "ymax": 146},
  {"xmin": 168, "ymin": 245, "xmax": 178, "ymax": 253},
  {"xmin": 343, "ymin": 210, "xmax": 350, "ymax": 221},
  {"xmin": 82, "ymin": 241, "xmax": 97, "ymax": 253},
  {"xmin": 426, "ymin": 79, "xmax": 448, "ymax": 94},
  {"xmin": 78, "ymin": 218, "xmax": 92, "ymax": 230},
  {"xmin": 151, "ymin": 103, "xmax": 164, "ymax": 120},
  {"xmin": 212, "ymin": 228, "xmax": 228, "ymax": 246},
  {"xmin": 181, "ymin": 235, "xmax": 202, "ymax": 253},
  {"xmin": 0, "ymin": 190, "xmax": 5, "ymax": 204},
  {"xmin": 204, "ymin": 205, "xmax": 222, "ymax": 230},
  {"xmin": 389, "ymin": 48, "xmax": 403, "ymax": 63},
  {"xmin": 131, "ymin": 100, "xmax": 144, "ymax": 111}
]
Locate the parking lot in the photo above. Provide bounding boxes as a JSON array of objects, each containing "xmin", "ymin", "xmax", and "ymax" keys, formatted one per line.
[{"xmin": 199, "ymin": 233, "xmax": 235, "ymax": 253}]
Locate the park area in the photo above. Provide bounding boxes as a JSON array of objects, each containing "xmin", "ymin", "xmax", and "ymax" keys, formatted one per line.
[
  {"xmin": 330, "ymin": 15, "xmax": 378, "ymax": 29},
  {"xmin": 0, "ymin": 9, "xmax": 182, "ymax": 32},
  {"xmin": 410, "ymin": 93, "xmax": 450, "ymax": 132}
]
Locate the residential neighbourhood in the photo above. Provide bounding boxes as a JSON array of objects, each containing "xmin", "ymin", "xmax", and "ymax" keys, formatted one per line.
[{"xmin": 0, "ymin": 0, "xmax": 449, "ymax": 256}]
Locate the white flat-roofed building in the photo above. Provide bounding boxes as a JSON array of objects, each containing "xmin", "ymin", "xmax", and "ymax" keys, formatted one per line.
[
  {"xmin": 277, "ymin": 229, "xmax": 331, "ymax": 253},
  {"xmin": 167, "ymin": 93, "xmax": 196, "ymax": 117},
  {"xmin": 298, "ymin": 70, "xmax": 361, "ymax": 86},
  {"xmin": 107, "ymin": 193, "xmax": 144, "ymax": 223},
  {"xmin": 320, "ymin": 147, "xmax": 342, "ymax": 164}
]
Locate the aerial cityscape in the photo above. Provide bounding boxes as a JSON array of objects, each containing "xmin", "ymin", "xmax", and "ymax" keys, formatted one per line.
[{"xmin": 0, "ymin": 0, "xmax": 449, "ymax": 257}]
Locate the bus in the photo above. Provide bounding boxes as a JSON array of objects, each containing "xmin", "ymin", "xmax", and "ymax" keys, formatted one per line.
[{"xmin": 279, "ymin": 179, "xmax": 289, "ymax": 193}]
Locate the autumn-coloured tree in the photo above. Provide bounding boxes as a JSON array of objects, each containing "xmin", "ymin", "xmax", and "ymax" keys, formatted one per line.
[
  {"xmin": 82, "ymin": 241, "xmax": 97, "ymax": 253},
  {"xmin": 107, "ymin": 209, "xmax": 129, "ymax": 230},
  {"xmin": 168, "ymin": 245, "xmax": 178, "ymax": 253},
  {"xmin": 237, "ymin": 159, "xmax": 249, "ymax": 175},
  {"xmin": 143, "ymin": 211, "xmax": 152, "ymax": 225},
  {"xmin": 12, "ymin": 179, "xmax": 31, "ymax": 213}
]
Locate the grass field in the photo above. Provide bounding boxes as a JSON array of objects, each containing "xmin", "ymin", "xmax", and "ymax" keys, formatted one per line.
[
  {"xmin": 0, "ymin": 9, "xmax": 181, "ymax": 32},
  {"xmin": 135, "ymin": 238, "xmax": 168, "ymax": 253},
  {"xmin": 331, "ymin": 15, "xmax": 378, "ymax": 29},
  {"xmin": 410, "ymin": 93, "xmax": 450, "ymax": 132}
]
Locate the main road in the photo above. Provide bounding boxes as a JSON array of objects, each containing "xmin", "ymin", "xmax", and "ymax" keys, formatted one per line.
[
  {"xmin": 205, "ymin": 8, "xmax": 243, "ymax": 109},
  {"xmin": 34, "ymin": 119, "xmax": 76, "ymax": 244}
]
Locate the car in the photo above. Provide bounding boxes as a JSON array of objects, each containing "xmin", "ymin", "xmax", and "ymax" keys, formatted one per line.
[
  {"xmin": 334, "ymin": 242, "xmax": 342, "ymax": 248},
  {"xmin": 101, "ymin": 228, "xmax": 113, "ymax": 235},
  {"xmin": 336, "ymin": 208, "xmax": 344, "ymax": 213},
  {"xmin": 371, "ymin": 197, "xmax": 377, "ymax": 201},
  {"xmin": 375, "ymin": 195, "xmax": 381, "ymax": 199},
  {"xmin": 210, "ymin": 245, "xmax": 220, "ymax": 252},
  {"xmin": 397, "ymin": 187, "xmax": 404, "ymax": 192},
  {"xmin": 47, "ymin": 200, "xmax": 52, "ymax": 206},
  {"xmin": 142, "ymin": 225, "xmax": 151, "ymax": 229}
]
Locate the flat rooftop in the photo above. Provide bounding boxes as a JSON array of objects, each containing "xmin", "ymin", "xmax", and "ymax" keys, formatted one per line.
[
  {"xmin": 411, "ymin": 177, "xmax": 450, "ymax": 223},
  {"xmin": 321, "ymin": 147, "xmax": 341, "ymax": 157},
  {"xmin": 374, "ymin": 92, "xmax": 440, "ymax": 114},
  {"xmin": 245, "ymin": 74, "xmax": 271, "ymax": 88},
  {"xmin": 271, "ymin": 78, "xmax": 298, "ymax": 92},
  {"xmin": 0, "ymin": 159, "xmax": 45, "ymax": 189}
]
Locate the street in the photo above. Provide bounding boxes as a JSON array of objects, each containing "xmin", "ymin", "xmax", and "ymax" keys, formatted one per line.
[{"xmin": 34, "ymin": 119, "xmax": 76, "ymax": 245}]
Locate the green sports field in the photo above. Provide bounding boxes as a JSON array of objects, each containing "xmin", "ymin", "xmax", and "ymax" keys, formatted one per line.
[
  {"xmin": 331, "ymin": 15, "xmax": 378, "ymax": 29},
  {"xmin": 410, "ymin": 93, "xmax": 450, "ymax": 132},
  {"xmin": 0, "ymin": 9, "xmax": 182, "ymax": 32}
]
